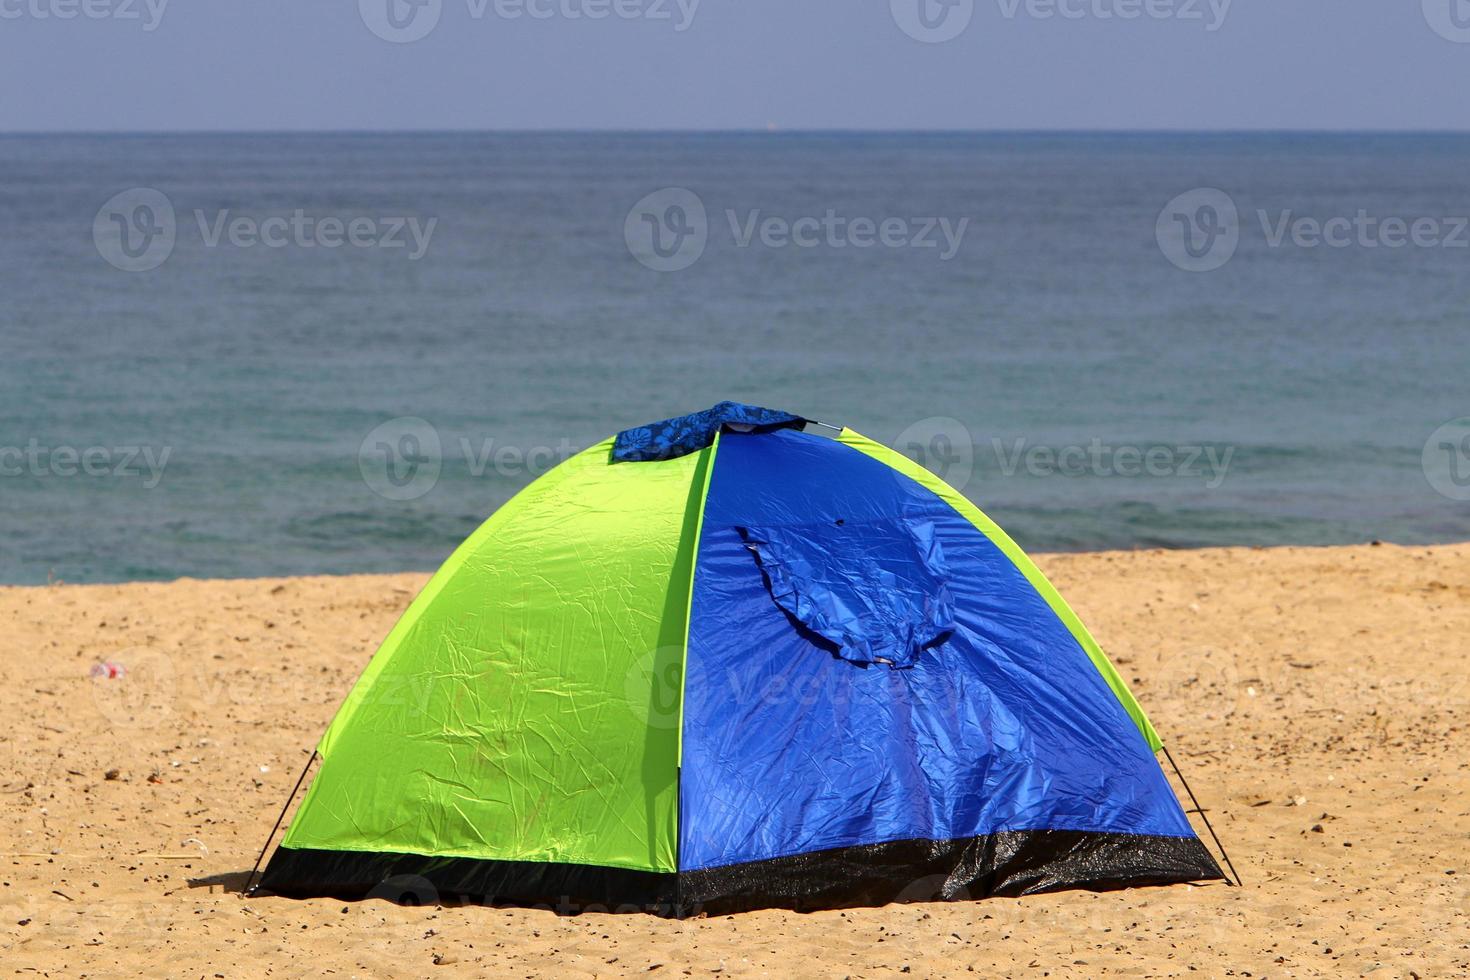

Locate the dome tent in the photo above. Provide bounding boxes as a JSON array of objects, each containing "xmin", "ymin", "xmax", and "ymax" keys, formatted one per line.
[{"xmin": 255, "ymin": 403, "xmax": 1225, "ymax": 915}]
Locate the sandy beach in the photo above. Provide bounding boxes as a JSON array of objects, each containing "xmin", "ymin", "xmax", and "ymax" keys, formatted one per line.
[{"xmin": 3, "ymin": 542, "xmax": 1467, "ymax": 978}]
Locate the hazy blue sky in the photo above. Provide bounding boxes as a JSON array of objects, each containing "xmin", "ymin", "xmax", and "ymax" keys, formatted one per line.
[{"xmin": 2, "ymin": 0, "xmax": 1468, "ymax": 131}]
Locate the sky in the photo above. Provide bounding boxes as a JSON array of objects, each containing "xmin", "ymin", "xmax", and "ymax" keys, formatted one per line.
[{"xmin": 1, "ymin": 0, "xmax": 1468, "ymax": 131}]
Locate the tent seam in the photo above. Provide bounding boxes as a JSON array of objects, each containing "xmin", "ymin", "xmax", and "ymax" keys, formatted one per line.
[{"xmin": 673, "ymin": 430, "xmax": 720, "ymax": 905}]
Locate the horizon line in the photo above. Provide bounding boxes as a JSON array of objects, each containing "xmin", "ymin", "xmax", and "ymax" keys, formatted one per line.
[{"xmin": 5, "ymin": 126, "xmax": 1470, "ymax": 138}]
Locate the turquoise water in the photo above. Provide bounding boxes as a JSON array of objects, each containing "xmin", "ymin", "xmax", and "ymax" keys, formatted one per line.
[{"xmin": 2, "ymin": 132, "xmax": 1467, "ymax": 583}]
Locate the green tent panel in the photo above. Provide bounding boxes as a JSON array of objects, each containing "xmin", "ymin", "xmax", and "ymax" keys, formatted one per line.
[{"xmin": 280, "ymin": 436, "xmax": 711, "ymax": 874}]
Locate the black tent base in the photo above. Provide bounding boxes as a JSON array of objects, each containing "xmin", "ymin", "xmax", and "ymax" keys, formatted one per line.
[{"xmin": 257, "ymin": 829, "xmax": 1224, "ymax": 917}]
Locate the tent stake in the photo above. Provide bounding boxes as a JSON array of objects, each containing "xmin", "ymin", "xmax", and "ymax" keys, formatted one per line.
[
  {"xmin": 1163, "ymin": 743, "xmax": 1241, "ymax": 887},
  {"xmin": 243, "ymin": 749, "xmax": 318, "ymax": 897}
]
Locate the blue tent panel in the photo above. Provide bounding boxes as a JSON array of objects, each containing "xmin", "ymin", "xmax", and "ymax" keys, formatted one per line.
[{"xmin": 679, "ymin": 428, "xmax": 1198, "ymax": 872}]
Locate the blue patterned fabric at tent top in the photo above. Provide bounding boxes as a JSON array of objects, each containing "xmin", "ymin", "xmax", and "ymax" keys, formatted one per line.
[{"xmin": 612, "ymin": 401, "xmax": 807, "ymax": 463}]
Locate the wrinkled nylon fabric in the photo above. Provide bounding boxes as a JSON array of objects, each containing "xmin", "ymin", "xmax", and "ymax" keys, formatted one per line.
[
  {"xmin": 612, "ymin": 401, "xmax": 805, "ymax": 463},
  {"xmin": 835, "ymin": 429, "xmax": 1161, "ymax": 751},
  {"xmin": 680, "ymin": 429, "xmax": 1196, "ymax": 872},
  {"xmin": 276, "ymin": 438, "xmax": 706, "ymax": 873},
  {"xmin": 736, "ymin": 519, "xmax": 955, "ymax": 669}
]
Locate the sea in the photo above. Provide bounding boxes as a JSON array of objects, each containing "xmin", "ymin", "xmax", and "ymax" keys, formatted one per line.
[{"xmin": 2, "ymin": 131, "xmax": 1468, "ymax": 584}]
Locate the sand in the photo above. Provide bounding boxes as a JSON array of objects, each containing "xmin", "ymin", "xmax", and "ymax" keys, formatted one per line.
[{"xmin": 2, "ymin": 543, "xmax": 1467, "ymax": 978}]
